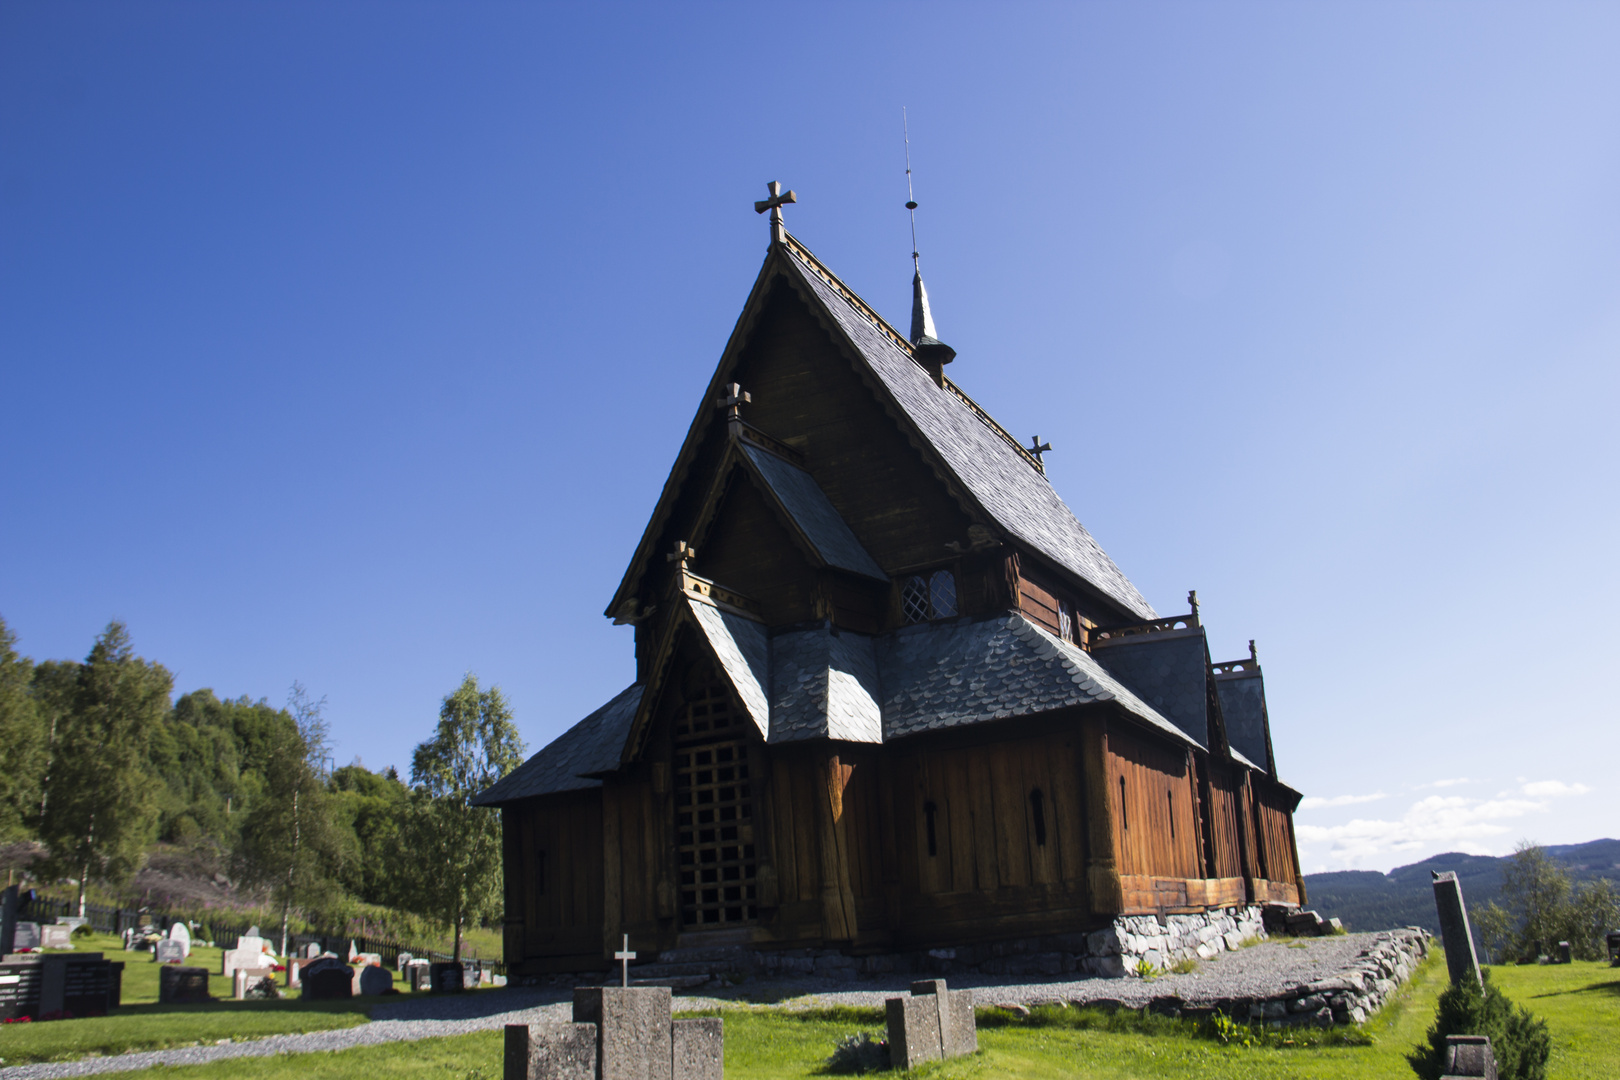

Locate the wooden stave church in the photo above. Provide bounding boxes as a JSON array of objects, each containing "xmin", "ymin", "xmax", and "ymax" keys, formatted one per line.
[{"xmin": 475, "ymin": 204, "xmax": 1306, "ymax": 976}]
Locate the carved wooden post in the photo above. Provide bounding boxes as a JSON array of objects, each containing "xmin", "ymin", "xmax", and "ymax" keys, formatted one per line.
[
  {"xmin": 816, "ymin": 754, "xmax": 858, "ymax": 942},
  {"xmin": 1081, "ymin": 717, "xmax": 1124, "ymax": 915}
]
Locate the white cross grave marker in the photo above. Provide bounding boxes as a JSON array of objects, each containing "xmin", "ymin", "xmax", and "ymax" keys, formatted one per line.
[{"xmin": 615, "ymin": 933, "xmax": 636, "ymax": 988}]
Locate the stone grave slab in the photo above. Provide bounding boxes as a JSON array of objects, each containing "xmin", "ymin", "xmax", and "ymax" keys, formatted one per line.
[
  {"xmin": 356, "ymin": 963, "xmax": 392, "ymax": 996},
  {"xmin": 155, "ymin": 939, "xmax": 185, "ymax": 964},
  {"xmin": 40, "ymin": 924, "xmax": 72, "ymax": 949},
  {"xmin": 573, "ymin": 985, "xmax": 673, "ymax": 1080},
  {"xmin": 233, "ymin": 967, "xmax": 278, "ymax": 1000},
  {"xmin": 672, "ymin": 1017, "xmax": 723, "ymax": 1080},
  {"xmin": 1432, "ymin": 872, "xmax": 1482, "ymax": 987},
  {"xmin": 300, "ymin": 957, "xmax": 353, "ymax": 1000},
  {"xmin": 505, "ymin": 1021, "xmax": 598, "ymax": 1080},
  {"xmin": 168, "ymin": 922, "xmax": 191, "ymax": 957},
  {"xmin": 397, "ymin": 951, "xmax": 414, "ymax": 971},
  {"xmin": 1440, "ymin": 1033, "xmax": 1496, "ymax": 1078},
  {"xmin": 0, "ymin": 958, "xmax": 43, "ymax": 1020},
  {"xmin": 159, "ymin": 965, "xmax": 210, "ymax": 1004},
  {"xmin": 887, "ymin": 994, "xmax": 943, "ymax": 1069},
  {"xmin": 13, "ymin": 922, "xmax": 40, "ymax": 951},
  {"xmin": 430, "ymin": 961, "xmax": 465, "ymax": 993}
]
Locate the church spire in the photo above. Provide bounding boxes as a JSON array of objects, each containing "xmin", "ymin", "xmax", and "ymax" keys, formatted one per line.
[{"xmin": 903, "ymin": 110, "xmax": 955, "ymax": 380}]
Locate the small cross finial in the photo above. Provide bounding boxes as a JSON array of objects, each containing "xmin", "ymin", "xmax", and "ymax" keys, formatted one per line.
[
  {"xmin": 1027, "ymin": 436, "xmax": 1052, "ymax": 466},
  {"xmin": 1248, "ymin": 639, "xmax": 1257, "ymax": 663},
  {"xmin": 716, "ymin": 382, "xmax": 751, "ymax": 423},
  {"xmin": 754, "ymin": 180, "xmax": 797, "ymax": 243},
  {"xmin": 666, "ymin": 540, "xmax": 696, "ymax": 566},
  {"xmin": 1187, "ymin": 590, "xmax": 1199, "ymax": 618},
  {"xmin": 614, "ymin": 933, "xmax": 637, "ymax": 988}
]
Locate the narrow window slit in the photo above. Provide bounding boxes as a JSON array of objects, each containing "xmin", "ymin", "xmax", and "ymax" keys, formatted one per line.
[{"xmin": 1029, "ymin": 788, "xmax": 1047, "ymax": 847}]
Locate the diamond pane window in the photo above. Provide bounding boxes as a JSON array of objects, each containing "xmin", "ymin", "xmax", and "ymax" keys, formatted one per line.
[
  {"xmin": 929, "ymin": 570, "xmax": 957, "ymax": 618},
  {"xmin": 901, "ymin": 575, "xmax": 931, "ymax": 624}
]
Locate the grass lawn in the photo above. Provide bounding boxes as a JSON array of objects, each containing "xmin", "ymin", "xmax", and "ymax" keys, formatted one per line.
[{"xmin": 5, "ymin": 947, "xmax": 1615, "ymax": 1077}]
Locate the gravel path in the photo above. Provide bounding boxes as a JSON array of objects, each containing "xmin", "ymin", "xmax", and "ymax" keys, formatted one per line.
[{"xmin": 0, "ymin": 933, "xmax": 1413, "ymax": 1078}]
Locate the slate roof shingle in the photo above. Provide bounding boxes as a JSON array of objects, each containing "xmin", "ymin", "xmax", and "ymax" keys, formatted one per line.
[
  {"xmin": 1216, "ymin": 670, "xmax": 1272, "ymax": 773},
  {"xmin": 780, "ymin": 245, "xmax": 1157, "ymax": 622},
  {"xmin": 1091, "ymin": 630, "xmax": 1212, "ymax": 748},
  {"xmin": 742, "ymin": 445, "xmax": 887, "ymax": 582},
  {"xmin": 469, "ymin": 683, "xmax": 642, "ymax": 805}
]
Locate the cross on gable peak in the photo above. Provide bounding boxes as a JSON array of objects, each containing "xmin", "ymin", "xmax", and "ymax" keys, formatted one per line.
[
  {"xmin": 754, "ymin": 180, "xmax": 796, "ymax": 243},
  {"xmin": 667, "ymin": 540, "xmax": 696, "ymax": 566},
  {"xmin": 1027, "ymin": 436, "xmax": 1052, "ymax": 467}
]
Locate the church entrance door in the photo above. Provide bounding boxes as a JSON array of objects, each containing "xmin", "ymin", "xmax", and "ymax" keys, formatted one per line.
[{"xmin": 675, "ymin": 680, "xmax": 759, "ymax": 928}]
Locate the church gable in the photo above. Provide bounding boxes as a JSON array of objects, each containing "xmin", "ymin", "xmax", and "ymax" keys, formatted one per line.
[{"xmin": 692, "ymin": 468, "xmax": 822, "ymax": 626}]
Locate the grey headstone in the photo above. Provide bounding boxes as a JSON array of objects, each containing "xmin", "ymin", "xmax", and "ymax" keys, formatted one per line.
[
  {"xmin": 13, "ymin": 922, "xmax": 40, "ymax": 950},
  {"xmin": 887, "ymin": 994, "xmax": 943, "ymax": 1069},
  {"xmin": 1431, "ymin": 872, "xmax": 1482, "ymax": 987},
  {"xmin": 159, "ymin": 965, "xmax": 210, "ymax": 1004},
  {"xmin": 306, "ymin": 942, "xmax": 322, "ymax": 958},
  {"xmin": 357, "ymin": 964, "xmax": 392, "ymax": 995},
  {"xmin": 944, "ymin": 989, "xmax": 977, "ymax": 1057},
  {"xmin": 505, "ymin": 1021, "xmax": 599, "ymax": 1080},
  {"xmin": 407, "ymin": 961, "xmax": 431, "ymax": 992},
  {"xmin": 397, "ymin": 951, "xmax": 414, "ymax": 971},
  {"xmin": 168, "ymin": 922, "xmax": 191, "ymax": 956},
  {"xmin": 40, "ymin": 924, "xmax": 72, "ymax": 950},
  {"xmin": 672, "ymin": 1017, "xmax": 723, "ymax": 1080},
  {"xmin": 1440, "ymin": 1033, "xmax": 1497, "ymax": 1079},
  {"xmin": 573, "ymin": 985, "xmax": 673, "ymax": 1080},
  {"xmin": 155, "ymin": 939, "xmax": 185, "ymax": 964}
]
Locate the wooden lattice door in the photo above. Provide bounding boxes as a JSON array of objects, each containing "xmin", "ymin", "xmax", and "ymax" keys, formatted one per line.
[{"xmin": 675, "ymin": 680, "xmax": 758, "ymax": 927}]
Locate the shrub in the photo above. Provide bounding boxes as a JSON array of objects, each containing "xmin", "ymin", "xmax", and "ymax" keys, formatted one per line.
[
  {"xmin": 824, "ymin": 1031, "xmax": 887, "ymax": 1074},
  {"xmin": 1407, "ymin": 970, "xmax": 1550, "ymax": 1080},
  {"xmin": 70, "ymin": 924, "xmax": 94, "ymax": 939}
]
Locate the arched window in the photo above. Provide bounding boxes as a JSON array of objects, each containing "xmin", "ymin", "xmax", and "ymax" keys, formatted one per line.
[{"xmin": 901, "ymin": 569, "xmax": 958, "ymax": 624}]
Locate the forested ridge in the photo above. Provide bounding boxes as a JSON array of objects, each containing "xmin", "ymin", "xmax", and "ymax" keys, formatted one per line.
[{"xmin": 0, "ymin": 614, "xmax": 522, "ymax": 959}]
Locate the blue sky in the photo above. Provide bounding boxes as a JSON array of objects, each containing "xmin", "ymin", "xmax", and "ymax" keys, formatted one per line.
[{"xmin": 3, "ymin": 3, "xmax": 1615, "ymax": 874}]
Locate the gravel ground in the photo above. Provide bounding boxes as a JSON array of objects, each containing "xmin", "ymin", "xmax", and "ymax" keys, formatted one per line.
[{"xmin": 0, "ymin": 933, "xmax": 1408, "ymax": 1078}]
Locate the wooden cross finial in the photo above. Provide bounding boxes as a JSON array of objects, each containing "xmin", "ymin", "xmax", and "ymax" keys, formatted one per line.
[
  {"xmin": 716, "ymin": 382, "xmax": 751, "ymax": 424},
  {"xmin": 614, "ymin": 933, "xmax": 637, "ymax": 988},
  {"xmin": 666, "ymin": 540, "xmax": 696, "ymax": 566},
  {"xmin": 1027, "ymin": 436, "xmax": 1052, "ymax": 468},
  {"xmin": 754, "ymin": 180, "xmax": 796, "ymax": 243},
  {"xmin": 1248, "ymin": 639, "xmax": 1257, "ymax": 663},
  {"xmin": 1187, "ymin": 590, "xmax": 1199, "ymax": 618}
]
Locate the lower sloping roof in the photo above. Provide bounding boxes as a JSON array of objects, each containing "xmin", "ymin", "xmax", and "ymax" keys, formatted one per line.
[
  {"xmin": 1216, "ymin": 670, "xmax": 1272, "ymax": 774},
  {"xmin": 470, "ymin": 683, "xmax": 642, "ymax": 805},
  {"xmin": 1090, "ymin": 629, "xmax": 1212, "ymax": 748}
]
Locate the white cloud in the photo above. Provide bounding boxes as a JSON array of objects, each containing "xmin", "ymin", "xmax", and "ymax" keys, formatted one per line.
[
  {"xmin": 1295, "ymin": 779, "xmax": 1593, "ymax": 868},
  {"xmin": 1416, "ymin": 777, "xmax": 1473, "ymax": 789},
  {"xmin": 1299, "ymin": 792, "xmax": 1389, "ymax": 810},
  {"xmin": 1519, "ymin": 780, "xmax": 1591, "ymax": 797}
]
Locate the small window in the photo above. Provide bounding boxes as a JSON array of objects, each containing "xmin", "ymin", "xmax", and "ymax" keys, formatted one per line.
[
  {"xmin": 1029, "ymin": 788, "xmax": 1047, "ymax": 847},
  {"xmin": 924, "ymin": 800, "xmax": 938, "ymax": 857},
  {"xmin": 1168, "ymin": 790, "xmax": 1175, "ymax": 840},
  {"xmin": 1058, "ymin": 600, "xmax": 1073, "ymax": 643},
  {"xmin": 901, "ymin": 569, "xmax": 959, "ymax": 624},
  {"xmin": 536, "ymin": 850, "xmax": 547, "ymax": 895},
  {"xmin": 1119, "ymin": 776, "xmax": 1128, "ymax": 831}
]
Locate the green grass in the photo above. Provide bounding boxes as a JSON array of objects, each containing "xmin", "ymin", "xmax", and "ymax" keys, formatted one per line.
[{"xmin": 6, "ymin": 946, "xmax": 1616, "ymax": 1078}]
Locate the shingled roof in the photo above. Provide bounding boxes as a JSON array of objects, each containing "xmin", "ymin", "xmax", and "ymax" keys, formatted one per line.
[
  {"xmin": 740, "ymin": 445, "xmax": 887, "ymax": 581},
  {"xmin": 778, "ymin": 241, "xmax": 1157, "ymax": 621},
  {"xmin": 470, "ymin": 683, "xmax": 642, "ymax": 805}
]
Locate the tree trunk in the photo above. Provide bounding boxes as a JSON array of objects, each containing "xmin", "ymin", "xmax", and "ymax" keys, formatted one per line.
[
  {"xmin": 453, "ymin": 901, "xmax": 462, "ymax": 963},
  {"xmin": 78, "ymin": 862, "xmax": 89, "ymax": 918},
  {"xmin": 280, "ymin": 898, "xmax": 291, "ymax": 960}
]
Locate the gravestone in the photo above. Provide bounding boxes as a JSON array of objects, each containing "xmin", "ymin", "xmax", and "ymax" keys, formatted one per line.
[
  {"xmin": 407, "ymin": 961, "xmax": 432, "ymax": 992},
  {"xmin": 1431, "ymin": 871, "xmax": 1483, "ymax": 987},
  {"xmin": 1439, "ymin": 1033, "xmax": 1497, "ymax": 1079},
  {"xmin": 886, "ymin": 978, "xmax": 977, "ymax": 1068},
  {"xmin": 233, "ymin": 967, "xmax": 278, "ymax": 1000},
  {"xmin": 397, "ymin": 951, "xmax": 414, "ymax": 971},
  {"xmin": 0, "ymin": 885, "xmax": 18, "ymax": 955},
  {"xmin": 39, "ymin": 953, "xmax": 119, "ymax": 1016},
  {"xmin": 13, "ymin": 922, "xmax": 41, "ymax": 951},
  {"xmin": 348, "ymin": 940, "xmax": 358, "ymax": 961},
  {"xmin": 0, "ymin": 957, "xmax": 44, "ymax": 1019},
  {"xmin": 168, "ymin": 922, "xmax": 192, "ymax": 957},
  {"xmin": 1607, "ymin": 931, "xmax": 1620, "ymax": 964},
  {"xmin": 40, "ymin": 924, "xmax": 72, "ymax": 949},
  {"xmin": 222, "ymin": 936, "xmax": 270, "ymax": 976},
  {"xmin": 356, "ymin": 963, "xmax": 392, "ymax": 996},
  {"xmin": 300, "ymin": 957, "xmax": 353, "ymax": 1000},
  {"xmin": 1556, "ymin": 941, "xmax": 1571, "ymax": 964},
  {"xmin": 306, "ymin": 942, "xmax": 323, "ymax": 958},
  {"xmin": 573, "ymin": 985, "xmax": 673, "ymax": 1080},
  {"xmin": 159, "ymin": 965, "xmax": 210, "ymax": 1004},
  {"xmin": 430, "ymin": 961, "xmax": 465, "ymax": 994},
  {"xmin": 155, "ymin": 939, "xmax": 185, "ymax": 964},
  {"xmin": 672, "ymin": 1017, "xmax": 723, "ymax": 1080},
  {"xmin": 505, "ymin": 1021, "xmax": 598, "ymax": 1080}
]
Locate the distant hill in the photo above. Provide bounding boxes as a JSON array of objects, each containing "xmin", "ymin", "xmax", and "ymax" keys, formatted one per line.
[{"xmin": 1303, "ymin": 839, "xmax": 1620, "ymax": 945}]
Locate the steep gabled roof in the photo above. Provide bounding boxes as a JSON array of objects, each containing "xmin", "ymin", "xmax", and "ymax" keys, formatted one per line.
[
  {"xmin": 469, "ymin": 683, "xmax": 642, "ymax": 805},
  {"xmin": 777, "ymin": 241, "xmax": 1156, "ymax": 620},
  {"xmin": 739, "ymin": 445, "xmax": 886, "ymax": 581},
  {"xmin": 605, "ymin": 233, "xmax": 1155, "ymax": 624}
]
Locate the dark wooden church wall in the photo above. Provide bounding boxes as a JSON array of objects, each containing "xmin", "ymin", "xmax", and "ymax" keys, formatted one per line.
[
  {"xmin": 602, "ymin": 773, "xmax": 670, "ymax": 951},
  {"xmin": 1251, "ymin": 777, "xmax": 1304, "ymax": 905},
  {"xmin": 504, "ymin": 790, "xmax": 605, "ymax": 972},
  {"xmin": 691, "ymin": 475, "xmax": 818, "ymax": 624},
  {"xmin": 882, "ymin": 728, "xmax": 1094, "ymax": 946},
  {"xmin": 1108, "ymin": 727, "xmax": 1203, "ymax": 882},
  {"xmin": 733, "ymin": 283, "xmax": 975, "ymax": 573},
  {"xmin": 1202, "ymin": 762, "xmax": 1249, "ymax": 881}
]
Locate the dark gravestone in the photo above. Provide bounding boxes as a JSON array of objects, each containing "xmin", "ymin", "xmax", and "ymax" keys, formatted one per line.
[
  {"xmin": 1431, "ymin": 871, "xmax": 1482, "ymax": 988},
  {"xmin": 356, "ymin": 963, "xmax": 392, "ymax": 996},
  {"xmin": 1607, "ymin": 931, "xmax": 1620, "ymax": 964},
  {"xmin": 41, "ymin": 954, "xmax": 116, "ymax": 1016},
  {"xmin": 0, "ymin": 885, "xmax": 18, "ymax": 956},
  {"xmin": 430, "ymin": 961, "xmax": 465, "ymax": 994},
  {"xmin": 672, "ymin": 1017, "xmax": 723, "ymax": 1080},
  {"xmin": 0, "ymin": 958, "xmax": 44, "ymax": 1019},
  {"xmin": 1440, "ymin": 1033, "xmax": 1497, "ymax": 1079},
  {"xmin": 505, "ymin": 1021, "xmax": 598, "ymax": 1080},
  {"xmin": 573, "ymin": 985, "xmax": 673, "ymax": 1080},
  {"xmin": 1556, "ymin": 941, "xmax": 1571, "ymax": 965},
  {"xmin": 407, "ymin": 962, "xmax": 431, "ymax": 992},
  {"xmin": 159, "ymin": 965, "xmax": 210, "ymax": 1004},
  {"xmin": 300, "ymin": 957, "xmax": 353, "ymax": 1001}
]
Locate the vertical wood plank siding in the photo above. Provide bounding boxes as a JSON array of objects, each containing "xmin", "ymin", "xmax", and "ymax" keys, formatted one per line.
[{"xmin": 1107, "ymin": 729, "xmax": 1203, "ymax": 880}]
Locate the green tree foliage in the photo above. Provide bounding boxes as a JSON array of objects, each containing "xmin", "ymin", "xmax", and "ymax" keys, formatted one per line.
[
  {"xmin": 1474, "ymin": 841, "xmax": 1620, "ymax": 962},
  {"xmin": 0, "ymin": 617, "xmax": 45, "ymax": 842},
  {"xmin": 232, "ymin": 686, "xmax": 354, "ymax": 956},
  {"xmin": 36, "ymin": 622, "xmax": 172, "ymax": 915},
  {"xmin": 401, "ymin": 674, "xmax": 524, "ymax": 961},
  {"xmin": 329, "ymin": 763, "xmax": 411, "ymax": 906},
  {"xmin": 1408, "ymin": 968, "xmax": 1550, "ymax": 1080}
]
